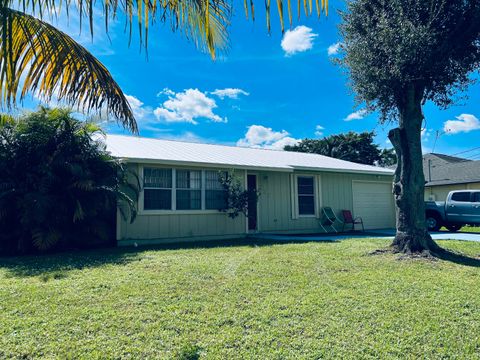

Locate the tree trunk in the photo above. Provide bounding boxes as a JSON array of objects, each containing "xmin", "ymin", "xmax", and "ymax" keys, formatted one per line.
[{"xmin": 388, "ymin": 86, "xmax": 441, "ymax": 254}]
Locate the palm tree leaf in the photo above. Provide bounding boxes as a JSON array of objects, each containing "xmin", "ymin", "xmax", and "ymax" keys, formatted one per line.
[
  {"xmin": 0, "ymin": 8, "xmax": 137, "ymax": 132},
  {"xmin": 14, "ymin": 0, "xmax": 327, "ymax": 52},
  {"xmin": 14, "ymin": 0, "xmax": 232, "ymax": 59},
  {"xmin": 0, "ymin": 113, "xmax": 15, "ymax": 125}
]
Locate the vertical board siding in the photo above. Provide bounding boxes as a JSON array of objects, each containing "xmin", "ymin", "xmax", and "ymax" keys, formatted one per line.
[
  {"xmin": 118, "ymin": 165, "xmax": 247, "ymax": 241},
  {"xmin": 120, "ymin": 212, "xmax": 246, "ymax": 240},
  {"xmin": 119, "ymin": 163, "xmax": 393, "ymax": 241},
  {"xmin": 256, "ymin": 171, "xmax": 393, "ymax": 233}
]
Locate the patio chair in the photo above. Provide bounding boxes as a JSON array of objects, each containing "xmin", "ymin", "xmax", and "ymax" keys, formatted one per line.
[
  {"xmin": 321, "ymin": 207, "xmax": 342, "ymax": 233},
  {"xmin": 341, "ymin": 210, "xmax": 365, "ymax": 232}
]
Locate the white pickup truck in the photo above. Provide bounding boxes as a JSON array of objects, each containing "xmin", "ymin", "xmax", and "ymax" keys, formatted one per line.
[{"xmin": 425, "ymin": 190, "xmax": 480, "ymax": 232}]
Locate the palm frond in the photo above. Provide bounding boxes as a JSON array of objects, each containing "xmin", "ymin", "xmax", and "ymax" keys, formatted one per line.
[
  {"xmin": 15, "ymin": 0, "xmax": 327, "ymax": 52},
  {"xmin": 31, "ymin": 227, "xmax": 61, "ymax": 250},
  {"xmin": 73, "ymin": 199, "xmax": 85, "ymax": 222},
  {"xmin": 0, "ymin": 113, "xmax": 15, "ymax": 125},
  {"xmin": 0, "ymin": 8, "xmax": 137, "ymax": 132},
  {"xmin": 14, "ymin": 0, "xmax": 232, "ymax": 59}
]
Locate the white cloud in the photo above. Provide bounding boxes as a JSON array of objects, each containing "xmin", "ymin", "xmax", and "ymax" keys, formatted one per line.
[
  {"xmin": 237, "ymin": 125, "xmax": 300, "ymax": 150},
  {"xmin": 327, "ymin": 42, "xmax": 342, "ymax": 56},
  {"xmin": 125, "ymin": 94, "xmax": 152, "ymax": 120},
  {"xmin": 281, "ymin": 26, "xmax": 318, "ymax": 56},
  {"xmin": 315, "ymin": 125, "xmax": 324, "ymax": 137},
  {"xmin": 156, "ymin": 88, "xmax": 175, "ymax": 97},
  {"xmin": 154, "ymin": 89, "xmax": 225, "ymax": 124},
  {"xmin": 344, "ymin": 109, "xmax": 367, "ymax": 121},
  {"xmin": 443, "ymin": 114, "xmax": 480, "ymax": 134},
  {"xmin": 210, "ymin": 88, "xmax": 249, "ymax": 99}
]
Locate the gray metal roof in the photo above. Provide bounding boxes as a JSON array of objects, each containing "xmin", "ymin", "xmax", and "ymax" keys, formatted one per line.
[{"xmin": 103, "ymin": 134, "xmax": 394, "ymax": 175}]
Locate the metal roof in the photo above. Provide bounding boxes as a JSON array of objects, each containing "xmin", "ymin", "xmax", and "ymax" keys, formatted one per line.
[{"xmin": 103, "ymin": 134, "xmax": 394, "ymax": 175}]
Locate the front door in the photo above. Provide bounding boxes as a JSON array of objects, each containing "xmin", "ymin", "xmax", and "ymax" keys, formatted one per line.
[{"xmin": 247, "ymin": 174, "xmax": 258, "ymax": 231}]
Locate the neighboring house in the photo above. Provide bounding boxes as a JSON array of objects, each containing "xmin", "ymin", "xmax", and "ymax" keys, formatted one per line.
[
  {"xmin": 104, "ymin": 135, "xmax": 395, "ymax": 246},
  {"xmin": 423, "ymin": 153, "xmax": 480, "ymax": 201}
]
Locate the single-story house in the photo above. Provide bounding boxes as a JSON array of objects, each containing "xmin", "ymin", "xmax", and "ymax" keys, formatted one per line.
[
  {"xmin": 423, "ymin": 153, "xmax": 480, "ymax": 201},
  {"xmin": 104, "ymin": 135, "xmax": 395, "ymax": 246}
]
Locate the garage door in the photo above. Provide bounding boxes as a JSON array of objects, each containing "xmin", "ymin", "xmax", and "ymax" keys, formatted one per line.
[{"xmin": 352, "ymin": 181, "xmax": 395, "ymax": 230}]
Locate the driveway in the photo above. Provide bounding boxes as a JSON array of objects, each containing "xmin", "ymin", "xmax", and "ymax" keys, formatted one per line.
[{"xmin": 254, "ymin": 229, "xmax": 480, "ymax": 243}]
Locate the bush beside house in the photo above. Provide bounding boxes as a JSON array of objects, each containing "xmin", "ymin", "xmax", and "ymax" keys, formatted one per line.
[{"xmin": 0, "ymin": 108, "xmax": 138, "ymax": 255}]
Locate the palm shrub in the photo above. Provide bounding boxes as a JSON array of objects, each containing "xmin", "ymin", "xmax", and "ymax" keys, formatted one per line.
[{"xmin": 0, "ymin": 108, "xmax": 138, "ymax": 255}]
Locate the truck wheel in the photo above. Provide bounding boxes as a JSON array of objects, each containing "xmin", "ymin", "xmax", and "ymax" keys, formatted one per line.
[
  {"xmin": 426, "ymin": 213, "xmax": 442, "ymax": 232},
  {"xmin": 446, "ymin": 224, "xmax": 461, "ymax": 233}
]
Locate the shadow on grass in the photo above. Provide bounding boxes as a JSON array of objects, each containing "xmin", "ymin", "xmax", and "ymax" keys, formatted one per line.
[
  {"xmin": 0, "ymin": 247, "xmax": 142, "ymax": 279},
  {"xmin": 435, "ymin": 249, "xmax": 480, "ymax": 268},
  {"xmin": 0, "ymin": 237, "xmax": 339, "ymax": 278}
]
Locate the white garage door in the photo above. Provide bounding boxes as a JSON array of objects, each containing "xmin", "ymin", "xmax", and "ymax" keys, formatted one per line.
[{"xmin": 352, "ymin": 181, "xmax": 395, "ymax": 230}]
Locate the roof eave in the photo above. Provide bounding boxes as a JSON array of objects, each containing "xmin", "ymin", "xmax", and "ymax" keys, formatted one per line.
[
  {"xmin": 118, "ymin": 157, "xmax": 294, "ymax": 172},
  {"xmin": 292, "ymin": 166, "xmax": 394, "ymax": 176},
  {"xmin": 117, "ymin": 157, "xmax": 394, "ymax": 176}
]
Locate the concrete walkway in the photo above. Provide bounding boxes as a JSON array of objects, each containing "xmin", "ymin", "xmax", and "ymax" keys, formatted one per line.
[{"xmin": 253, "ymin": 229, "xmax": 480, "ymax": 243}]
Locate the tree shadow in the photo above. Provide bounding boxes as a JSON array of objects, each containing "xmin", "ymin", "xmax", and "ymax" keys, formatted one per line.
[
  {"xmin": 435, "ymin": 249, "xmax": 480, "ymax": 268},
  {"xmin": 0, "ymin": 247, "xmax": 142, "ymax": 279},
  {"xmin": 0, "ymin": 237, "xmax": 340, "ymax": 279},
  {"xmin": 125, "ymin": 237, "xmax": 340, "ymax": 252}
]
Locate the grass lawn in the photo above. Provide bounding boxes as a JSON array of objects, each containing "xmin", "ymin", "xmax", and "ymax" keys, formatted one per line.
[
  {"xmin": 461, "ymin": 226, "xmax": 480, "ymax": 233},
  {"xmin": 1, "ymin": 238, "xmax": 480, "ymax": 359},
  {"xmin": 440, "ymin": 225, "xmax": 480, "ymax": 233}
]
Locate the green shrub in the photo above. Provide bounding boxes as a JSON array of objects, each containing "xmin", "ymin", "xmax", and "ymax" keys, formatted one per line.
[{"xmin": 0, "ymin": 108, "xmax": 138, "ymax": 254}]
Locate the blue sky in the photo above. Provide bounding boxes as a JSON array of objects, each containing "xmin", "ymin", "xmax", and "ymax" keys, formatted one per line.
[{"xmin": 24, "ymin": 2, "xmax": 480, "ymax": 158}]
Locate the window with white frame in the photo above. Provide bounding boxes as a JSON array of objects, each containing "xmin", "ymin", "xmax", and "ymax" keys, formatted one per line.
[
  {"xmin": 143, "ymin": 168, "xmax": 172, "ymax": 210},
  {"xmin": 205, "ymin": 170, "xmax": 228, "ymax": 210},
  {"xmin": 297, "ymin": 176, "xmax": 315, "ymax": 215},
  {"xmin": 142, "ymin": 167, "xmax": 229, "ymax": 212},
  {"xmin": 176, "ymin": 170, "xmax": 202, "ymax": 210}
]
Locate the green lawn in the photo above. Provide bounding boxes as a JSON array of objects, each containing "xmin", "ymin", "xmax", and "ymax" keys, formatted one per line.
[
  {"xmin": 440, "ymin": 225, "xmax": 480, "ymax": 233},
  {"xmin": 1, "ymin": 238, "xmax": 480, "ymax": 359},
  {"xmin": 461, "ymin": 226, "xmax": 480, "ymax": 233}
]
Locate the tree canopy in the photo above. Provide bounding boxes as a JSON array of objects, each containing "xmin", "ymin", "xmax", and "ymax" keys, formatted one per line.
[
  {"xmin": 284, "ymin": 131, "xmax": 396, "ymax": 167},
  {"xmin": 339, "ymin": 0, "xmax": 480, "ymax": 121}
]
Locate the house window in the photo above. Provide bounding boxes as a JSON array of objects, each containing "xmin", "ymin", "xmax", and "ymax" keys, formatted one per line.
[
  {"xmin": 143, "ymin": 168, "xmax": 172, "ymax": 210},
  {"xmin": 176, "ymin": 170, "xmax": 202, "ymax": 210},
  {"xmin": 297, "ymin": 176, "xmax": 315, "ymax": 215},
  {"xmin": 205, "ymin": 170, "xmax": 228, "ymax": 210}
]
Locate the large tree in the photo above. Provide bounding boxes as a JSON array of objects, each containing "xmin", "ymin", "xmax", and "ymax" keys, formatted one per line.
[
  {"xmin": 284, "ymin": 131, "xmax": 396, "ymax": 166},
  {"xmin": 340, "ymin": 0, "xmax": 480, "ymax": 253},
  {"xmin": 0, "ymin": 0, "xmax": 328, "ymax": 130}
]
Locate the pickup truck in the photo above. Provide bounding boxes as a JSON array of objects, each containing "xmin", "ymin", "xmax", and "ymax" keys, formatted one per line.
[{"xmin": 425, "ymin": 190, "xmax": 480, "ymax": 232}]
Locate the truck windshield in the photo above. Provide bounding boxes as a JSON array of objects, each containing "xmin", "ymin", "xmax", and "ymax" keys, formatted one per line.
[
  {"xmin": 474, "ymin": 193, "xmax": 480, "ymax": 203},
  {"xmin": 451, "ymin": 192, "xmax": 471, "ymax": 202}
]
